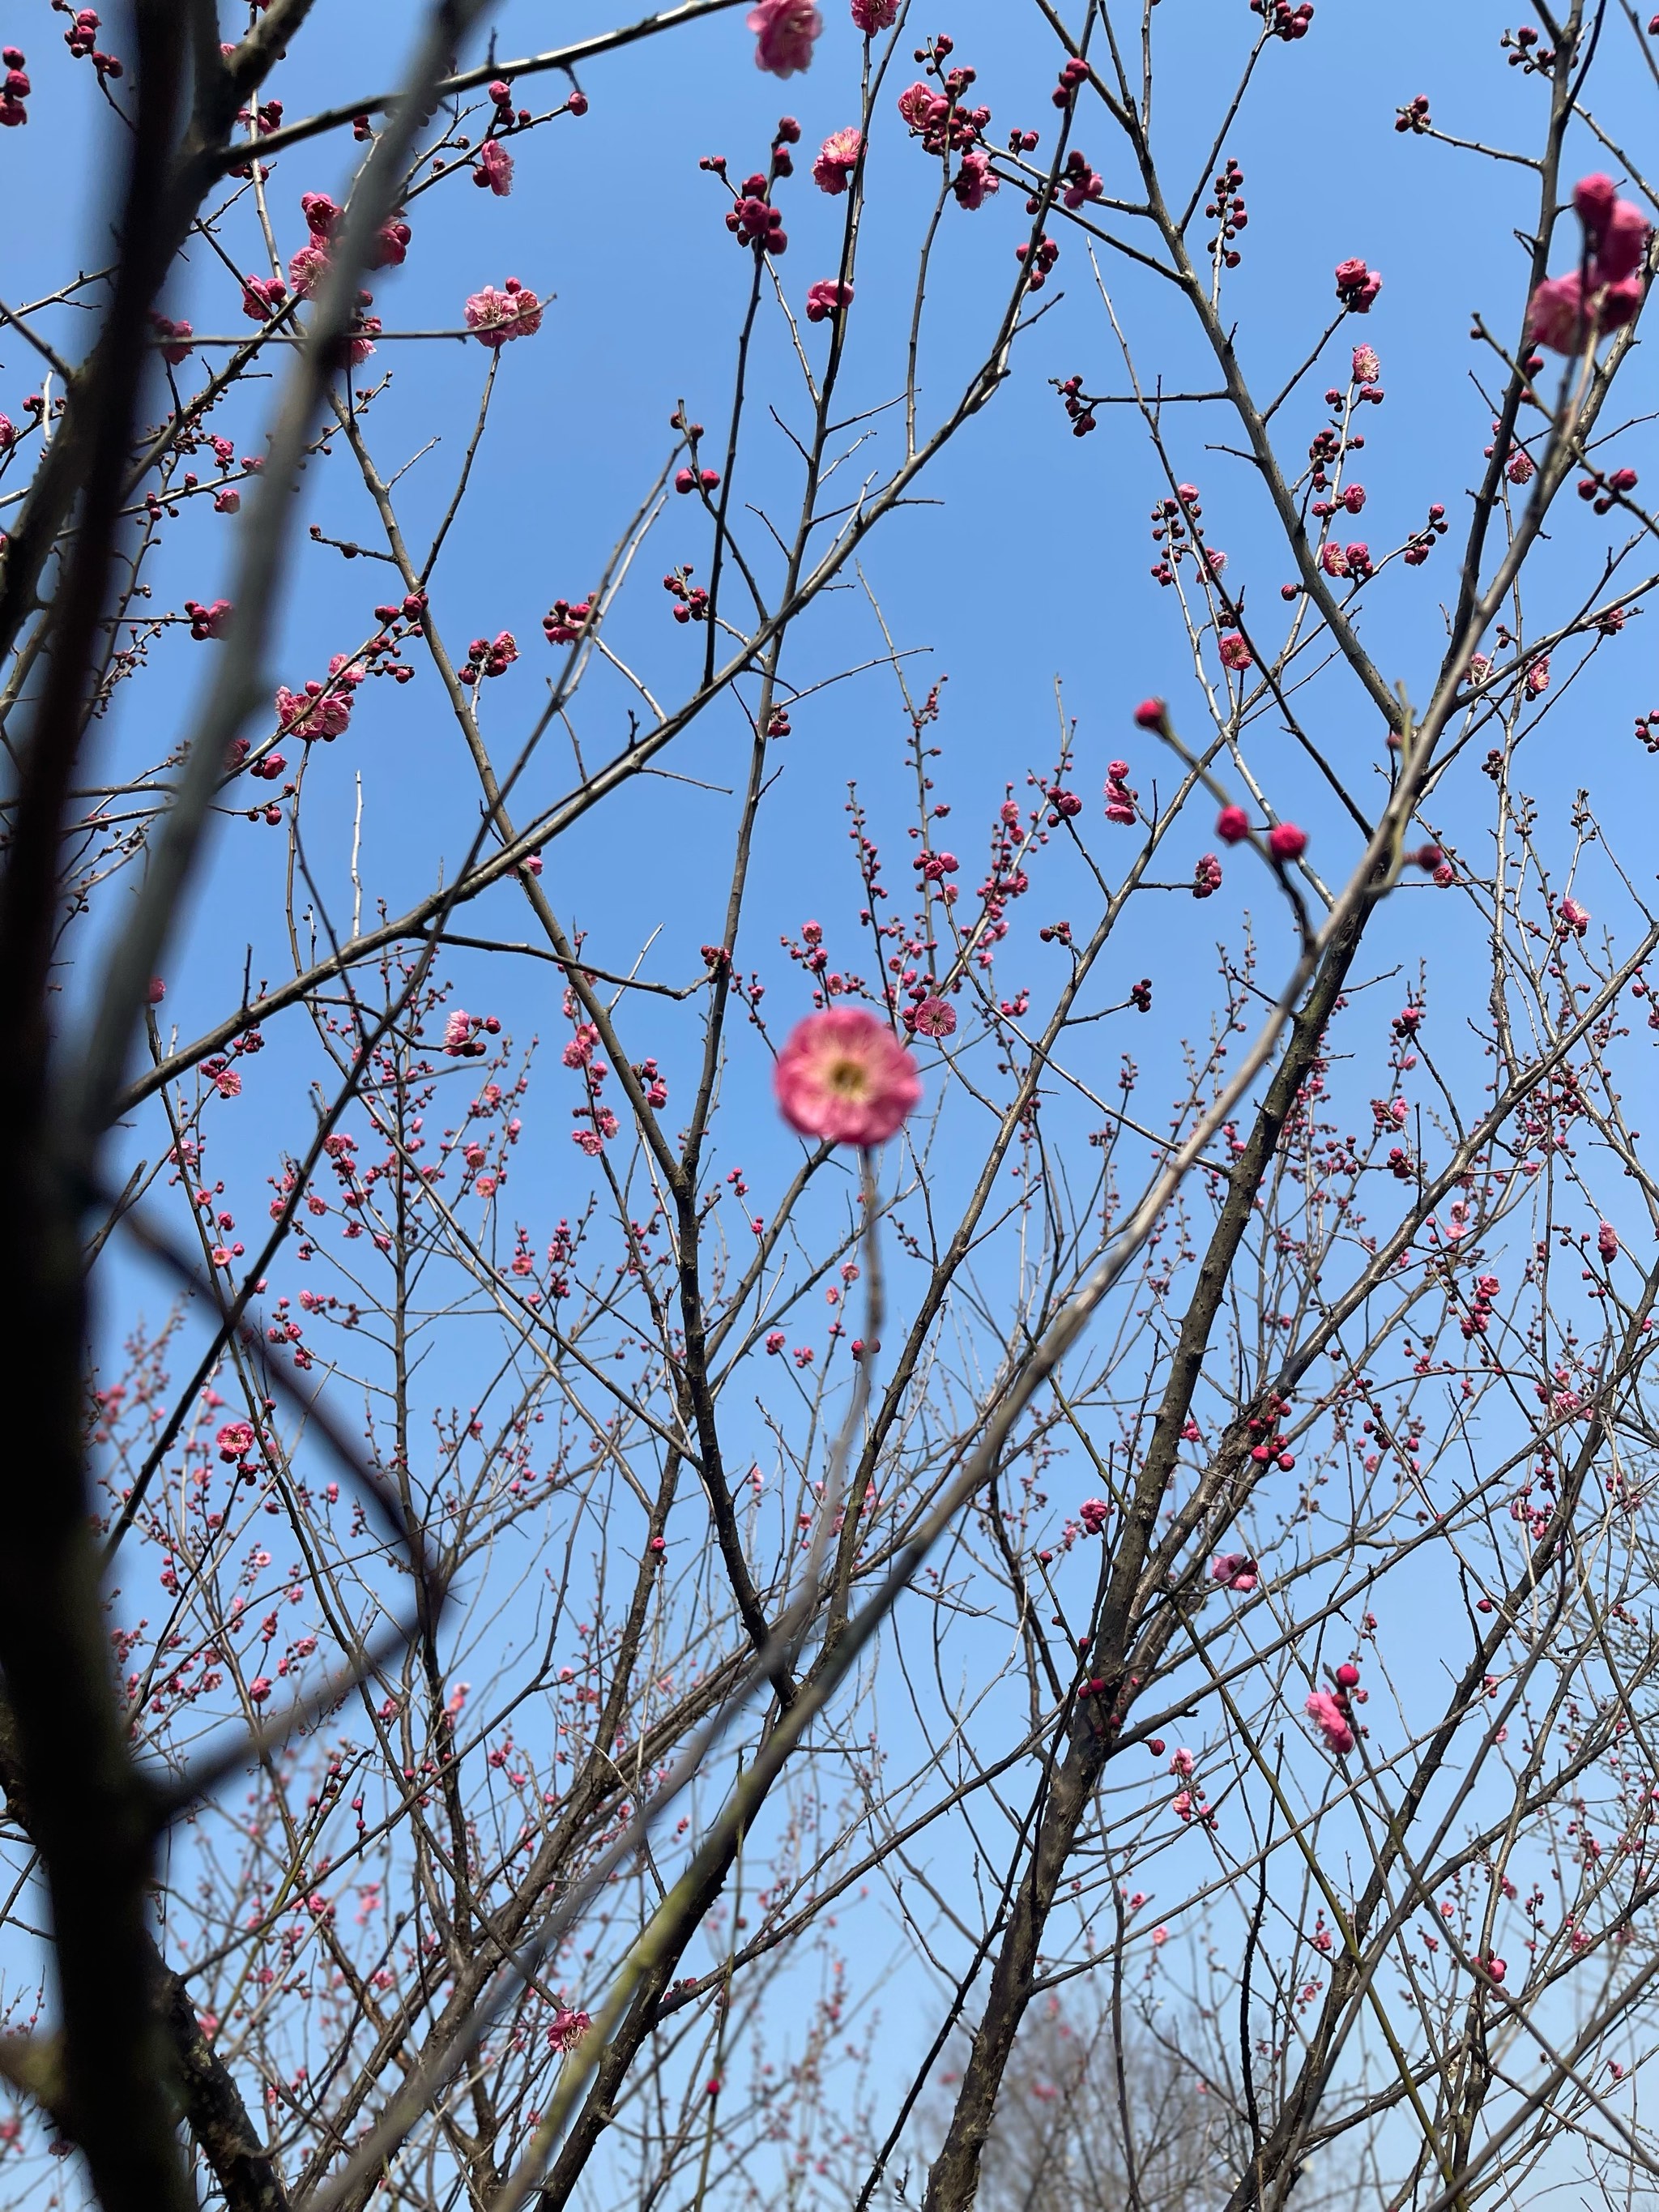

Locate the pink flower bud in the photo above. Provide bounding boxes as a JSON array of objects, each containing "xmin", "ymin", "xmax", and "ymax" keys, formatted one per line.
[
  {"xmin": 1574, "ymin": 173, "xmax": 1618, "ymax": 237},
  {"xmin": 1267, "ymin": 822, "xmax": 1307, "ymax": 863}
]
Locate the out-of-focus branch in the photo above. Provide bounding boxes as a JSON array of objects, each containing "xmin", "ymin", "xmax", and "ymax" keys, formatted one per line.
[
  {"xmin": 222, "ymin": 0, "xmax": 750, "ymax": 169},
  {"xmin": 0, "ymin": 9, "xmax": 197, "ymax": 2207},
  {"xmin": 0, "ymin": 1691, "xmax": 291, "ymax": 2212}
]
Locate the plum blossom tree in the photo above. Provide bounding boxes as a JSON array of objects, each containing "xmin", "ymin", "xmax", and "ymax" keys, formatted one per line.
[{"xmin": 4, "ymin": 2, "xmax": 1659, "ymax": 2210}]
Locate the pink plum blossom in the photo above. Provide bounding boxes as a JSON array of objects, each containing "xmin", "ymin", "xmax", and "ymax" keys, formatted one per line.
[
  {"xmin": 774, "ymin": 1007, "xmax": 922, "ymax": 1145},
  {"xmin": 466, "ymin": 277, "xmax": 543, "ymax": 346},
  {"xmin": 953, "ymin": 150, "xmax": 999, "ymax": 211},
  {"xmin": 1192, "ymin": 852, "xmax": 1223, "ymax": 899},
  {"xmin": 548, "ymin": 2005, "xmax": 591, "ymax": 2052},
  {"xmin": 911, "ymin": 995, "xmax": 957, "ymax": 1039},
  {"xmin": 1209, "ymin": 1551, "xmax": 1257, "ymax": 1591},
  {"xmin": 1575, "ymin": 171, "xmax": 1618, "ymax": 237},
  {"xmin": 805, "ymin": 277, "xmax": 854, "ymax": 322},
  {"xmin": 1557, "ymin": 896, "xmax": 1590, "ymax": 937},
  {"xmin": 813, "ymin": 126, "xmax": 862, "ymax": 193},
  {"xmin": 1334, "ymin": 256, "xmax": 1382, "ymax": 312},
  {"xmin": 275, "ymin": 654, "xmax": 363, "ymax": 741},
  {"xmin": 475, "ymin": 139, "xmax": 514, "ymax": 194},
  {"xmin": 370, "ymin": 216, "xmax": 412, "ymax": 269},
  {"xmin": 151, "ymin": 314, "xmax": 192, "ymax": 364},
  {"xmin": 288, "ymin": 241, "xmax": 331, "ymax": 299},
  {"xmin": 851, "ymin": 0, "xmax": 898, "ymax": 27},
  {"xmin": 1305, "ymin": 1689, "xmax": 1354, "ymax": 1756},
  {"xmin": 1529, "ymin": 180, "xmax": 1651, "ymax": 352},
  {"xmin": 748, "ymin": 0, "xmax": 822, "ymax": 77},
  {"xmin": 1527, "ymin": 271, "xmax": 1588, "ymax": 353},
  {"xmin": 241, "ymin": 274, "xmax": 286, "ymax": 320},
  {"xmin": 1576, "ymin": 174, "xmax": 1649, "ymax": 282}
]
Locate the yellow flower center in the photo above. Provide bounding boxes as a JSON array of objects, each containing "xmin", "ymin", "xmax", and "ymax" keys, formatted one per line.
[{"xmin": 825, "ymin": 1056, "xmax": 868, "ymax": 1097}]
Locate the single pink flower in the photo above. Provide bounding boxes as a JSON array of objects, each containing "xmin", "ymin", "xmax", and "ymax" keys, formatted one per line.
[
  {"xmin": 1351, "ymin": 342, "xmax": 1380, "ymax": 383},
  {"xmin": 1593, "ymin": 197, "xmax": 1649, "ymax": 284},
  {"xmin": 1216, "ymin": 805, "xmax": 1250, "ymax": 845},
  {"xmin": 548, "ymin": 2005, "xmax": 591, "ymax": 2052},
  {"xmin": 1169, "ymin": 1746, "xmax": 1195, "ymax": 1777},
  {"xmin": 1527, "ymin": 271, "xmax": 1588, "ymax": 353},
  {"xmin": 813, "ymin": 126, "xmax": 863, "ymax": 193},
  {"xmin": 953, "ymin": 148, "xmax": 999, "ymax": 211},
  {"xmin": 774, "ymin": 1007, "xmax": 922, "ymax": 1145},
  {"xmin": 465, "ymin": 277, "xmax": 543, "ymax": 346},
  {"xmin": 897, "ymin": 81, "xmax": 945, "ymax": 134},
  {"xmin": 1218, "ymin": 631, "xmax": 1252, "ymax": 672},
  {"xmin": 1305, "ymin": 1689, "xmax": 1354, "ymax": 1756},
  {"xmin": 288, "ymin": 241, "xmax": 331, "ymax": 299},
  {"xmin": 851, "ymin": 0, "xmax": 898, "ymax": 27},
  {"xmin": 1601, "ymin": 275, "xmax": 1644, "ymax": 331},
  {"xmin": 1557, "ymin": 896, "xmax": 1590, "ymax": 937},
  {"xmin": 1209, "ymin": 1551, "xmax": 1257, "ymax": 1591},
  {"xmin": 1598, "ymin": 1222, "xmax": 1619, "ymax": 1262},
  {"xmin": 1320, "ymin": 540, "xmax": 1350, "ymax": 578},
  {"xmin": 748, "ymin": 0, "xmax": 822, "ymax": 77},
  {"xmin": 1575, "ymin": 176, "xmax": 1649, "ymax": 283},
  {"xmin": 475, "ymin": 139, "xmax": 514, "ymax": 194},
  {"xmin": 911, "ymin": 995, "xmax": 957, "ymax": 1039},
  {"xmin": 805, "ymin": 276, "xmax": 854, "ymax": 322},
  {"xmin": 1574, "ymin": 173, "xmax": 1618, "ymax": 237},
  {"xmin": 1268, "ymin": 822, "xmax": 1307, "ymax": 863}
]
